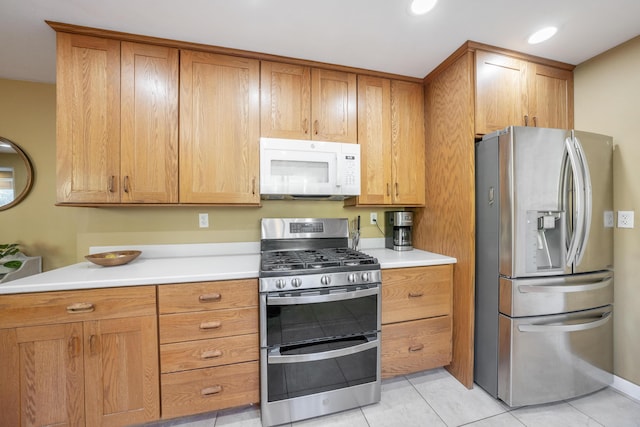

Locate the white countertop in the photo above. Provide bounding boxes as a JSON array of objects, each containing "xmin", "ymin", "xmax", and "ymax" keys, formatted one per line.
[{"xmin": 0, "ymin": 242, "xmax": 456, "ymax": 295}]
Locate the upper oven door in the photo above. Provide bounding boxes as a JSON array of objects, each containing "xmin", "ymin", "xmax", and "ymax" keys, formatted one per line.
[
  {"xmin": 261, "ymin": 283, "xmax": 380, "ymax": 348},
  {"xmin": 259, "ymin": 137, "xmax": 360, "ymax": 198}
]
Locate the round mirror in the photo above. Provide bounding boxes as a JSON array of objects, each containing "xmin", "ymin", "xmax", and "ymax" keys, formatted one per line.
[{"xmin": 0, "ymin": 137, "xmax": 34, "ymax": 211}]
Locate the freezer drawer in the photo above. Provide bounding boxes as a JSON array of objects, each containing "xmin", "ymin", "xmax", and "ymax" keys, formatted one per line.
[
  {"xmin": 499, "ymin": 271, "xmax": 613, "ymax": 317},
  {"xmin": 498, "ymin": 305, "xmax": 613, "ymax": 407}
]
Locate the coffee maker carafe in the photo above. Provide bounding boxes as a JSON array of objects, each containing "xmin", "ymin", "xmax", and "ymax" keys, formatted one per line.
[{"xmin": 385, "ymin": 211, "xmax": 413, "ymax": 251}]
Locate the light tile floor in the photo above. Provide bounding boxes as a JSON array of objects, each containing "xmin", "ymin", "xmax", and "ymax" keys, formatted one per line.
[{"xmin": 141, "ymin": 368, "xmax": 640, "ymax": 427}]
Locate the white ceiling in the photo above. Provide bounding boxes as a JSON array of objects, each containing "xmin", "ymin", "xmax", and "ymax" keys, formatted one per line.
[{"xmin": 1, "ymin": 0, "xmax": 640, "ymax": 84}]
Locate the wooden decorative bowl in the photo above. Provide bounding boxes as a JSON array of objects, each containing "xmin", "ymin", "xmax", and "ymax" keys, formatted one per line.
[{"xmin": 85, "ymin": 250, "xmax": 142, "ymax": 267}]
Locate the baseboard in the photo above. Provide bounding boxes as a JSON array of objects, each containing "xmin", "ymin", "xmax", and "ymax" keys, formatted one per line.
[{"xmin": 612, "ymin": 375, "xmax": 640, "ymax": 401}]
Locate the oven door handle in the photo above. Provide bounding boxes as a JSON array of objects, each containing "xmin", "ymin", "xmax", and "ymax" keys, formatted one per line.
[
  {"xmin": 266, "ymin": 286, "xmax": 379, "ymax": 305},
  {"xmin": 267, "ymin": 338, "xmax": 378, "ymax": 364}
]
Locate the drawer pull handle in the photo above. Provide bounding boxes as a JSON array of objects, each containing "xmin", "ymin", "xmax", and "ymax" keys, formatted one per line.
[
  {"xmin": 66, "ymin": 302, "xmax": 95, "ymax": 313},
  {"xmin": 408, "ymin": 292, "xmax": 424, "ymax": 298},
  {"xmin": 201, "ymin": 350, "xmax": 223, "ymax": 359},
  {"xmin": 199, "ymin": 293, "xmax": 222, "ymax": 303},
  {"xmin": 200, "ymin": 321, "xmax": 222, "ymax": 330},
  {"xmin": 201, "ymin": 385, "xmax": 223, "ymax": 396},
  {"xmin": 409, "ymin": 344, "xmax": 425, "ymax": 352}
]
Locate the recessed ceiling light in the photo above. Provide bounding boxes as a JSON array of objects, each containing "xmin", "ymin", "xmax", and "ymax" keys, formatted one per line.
[
  {"xmin": 528, "ymin": 26, "xmax": 558, "ymax": 44},
  {"xmin": 410, "ymin": 0, "xmax": 438, "ymax": 15}
]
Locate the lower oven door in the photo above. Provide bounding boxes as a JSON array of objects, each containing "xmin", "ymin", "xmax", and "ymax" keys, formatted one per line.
[
  {"xmin": 498, "ymin": 305, "xmax": 613, "ymax": 407},
  {"xmin": 260, "ymin": 283, "xmax": 381, "ymax": 425}
]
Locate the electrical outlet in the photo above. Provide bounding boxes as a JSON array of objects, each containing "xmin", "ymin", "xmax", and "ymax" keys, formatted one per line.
[
  {"xmin": 604, "ymin": 211, "xmax": 614, "ymax": 228},
  {"xmin": 370, "ymin": 212, "xmax": 377, "ymax": 225},
  {"xmin": 617, "ymin": 210, "xmax": 634, "ymax": 229},
  {"xmin": 199, "ymin": 213, "xmax": 209, "ymax": 228}
]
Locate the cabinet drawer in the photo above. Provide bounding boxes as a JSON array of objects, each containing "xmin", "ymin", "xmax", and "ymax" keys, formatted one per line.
[
  {"xmin": 381, "ymin": 316, "xmax": 452, "ymax": 379},
  {"xmin": 161, "ymin": 361, "xmax": 259, "ymax": 418},
  {"xmin": 382, "ymin": 265, "xmax": 452, "ymax": 324},
  {"xmin": 160, "ymin": 333, "xmax": 259, "ymax": 373},
  {"xmin": 159, "ymin": 307, "xmax": 258, "ymax": 344},
  {"xmin": 158, "ymin": 279, "xmax": 258, "ymax": 314},
  {"xmin": 0, "ymin": 286, "xmax": 156, "ymax": 328}
]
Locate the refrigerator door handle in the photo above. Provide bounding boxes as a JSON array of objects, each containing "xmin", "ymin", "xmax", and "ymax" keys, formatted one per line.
[
  {"xmin": 518, "ymin": 310, "xmax": 612, "ymax": 333},
  {"xmin": 564, "ymin": 137, "xmax": 585, "ymax": 266},
  {"xmin": 518, "ymin": 276, "xmax": 612, "ymax": 294},
  {"xmin": 573, "ymin": 136, "xmax": 593, "ymax": 266}
]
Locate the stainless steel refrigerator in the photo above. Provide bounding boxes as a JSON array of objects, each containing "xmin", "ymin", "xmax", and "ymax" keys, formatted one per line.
[{"xmin": 475, "ymin": 126, "xmax": 614, "ymax": 407}]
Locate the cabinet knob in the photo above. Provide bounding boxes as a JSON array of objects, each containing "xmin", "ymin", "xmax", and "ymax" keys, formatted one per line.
[
  {"xmin": 533, "ymin": 116, "xmax": 538, "ymax": 127},
  {"xmin": 313, "ymin": 120, "xmax": 319, "ymax": 135},
  {"xmin": 123, "ymin": 175, "xmax": 130, "ymax": 193},
  {"xmin": 201, "ymin": 350, "xmax": 223, "ymax": 359},
  {"xmin": 302, "ymin": 118, "xmax": 309, "ymax": 134},
  {"xmin": 524, "ymin": 115, "xmax": 529, "ymax": 126},
  {"xmin": 408, "ymin": 292, "xmax": 424, "ymax": 298},
  {"xmin": 108, "ymin": 176, "xmax": 116, "ymax": 193}
]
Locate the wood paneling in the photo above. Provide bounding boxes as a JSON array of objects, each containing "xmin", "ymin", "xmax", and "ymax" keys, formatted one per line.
[{"xmin": 415, "ymin": 51, "xmax": 476, "ymax": 388}]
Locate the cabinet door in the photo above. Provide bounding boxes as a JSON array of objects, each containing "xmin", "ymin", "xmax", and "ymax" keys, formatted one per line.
[
  {"xmin": 260, "ymin": 61, "xmax": 311, "ymax": 139},
  {"xmin": 84, "ymin": 316, "xmax": 159, "ymax": 426},
  {"xmin": 311, "ymin": 69, "xmax": 357, "ymax": 143},
  {"xmin": 121, "ymin": 42, "xmax": 179, "ymax": 203},
  {"xmin": 180, "ymin": 51, "xmax": 260, "ymax": 204},
  {"xmin": 391, "ymin": 80, "xmax": 425, "ymax": 206},
  {"xmin": 56, "ymin": 33, "xmax": 120, "ymax": 203},
  {"xmin": 0, "ymin": 324, "xmax": 85, "ymax": 426},
  {"xmin": 527, "ymin": 63, "xmax": 574, "ymax": 130},
  {"xmin": 475, "ymin": 50, "xmax": 528, "ymax": 135},
  {"xmin": 356, "ymin": 75, "xmax": 392, "ymax": 205}
]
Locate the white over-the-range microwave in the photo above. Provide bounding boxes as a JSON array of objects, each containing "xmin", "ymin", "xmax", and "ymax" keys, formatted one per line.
[{"xmin": 259, "ymin": 137, "xmax": 361, "ymax": 200}]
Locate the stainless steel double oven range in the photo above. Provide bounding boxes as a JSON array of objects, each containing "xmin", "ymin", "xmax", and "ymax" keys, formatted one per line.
[{"xmin": 259, "ymin": 218, "xmax": 382, "ymax": 426}]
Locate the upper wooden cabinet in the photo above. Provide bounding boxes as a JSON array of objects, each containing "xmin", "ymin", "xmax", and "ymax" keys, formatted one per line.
[
  {"xmin": 475, "ymin": 49, "xmax": 573, "ymax": 135},
  {"xmin": 56, "ymin": 33, "xmax": 179, "ymax": 204},
  {"xmin": 180, "ymin": 50, "xmax": 260, "ymax": 205},
  {"xmin": 348, "ymin": 77, "xmax": 425, "ymax": 206},
  {"xmin": 260, "ymin": 61, "xmax": 357, "ymax": 143},
  {"xmin": 56, "ymin": 33, "xmax": 121, "ymax": 204},
  {"xmin": 260, "ymin": 61, "xmax": 311, "ymax": 139}
]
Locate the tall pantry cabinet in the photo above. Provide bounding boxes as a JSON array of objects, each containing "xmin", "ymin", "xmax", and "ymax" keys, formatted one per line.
[{"xmin": 412, "ymin": 41, "xmax": 574, "ymax": 388}]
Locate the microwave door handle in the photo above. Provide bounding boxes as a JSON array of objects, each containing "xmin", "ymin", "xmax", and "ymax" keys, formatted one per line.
[{"xmin": 335, "ymin": 153, "xmax": 341, "ymax": 188}]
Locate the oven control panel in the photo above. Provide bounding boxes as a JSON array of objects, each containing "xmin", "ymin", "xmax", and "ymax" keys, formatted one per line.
[{"xmin": 260, "ymin": 269, "xmax": 381, "ymax": 293}]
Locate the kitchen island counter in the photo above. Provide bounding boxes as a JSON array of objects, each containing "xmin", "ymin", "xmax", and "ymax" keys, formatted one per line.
[{"xmin": 0, "ymin": 242, "xmax": 455, "ymax": 295}]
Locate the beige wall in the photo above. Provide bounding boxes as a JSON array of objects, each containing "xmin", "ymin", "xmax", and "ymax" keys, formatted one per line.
[
  {"xmin": 574, "ymin": 36, "xmax": 640, "ymax": 386},
  {"xmin": 0, "ymin": 78, "xmax": 387, "ymax": 271}
]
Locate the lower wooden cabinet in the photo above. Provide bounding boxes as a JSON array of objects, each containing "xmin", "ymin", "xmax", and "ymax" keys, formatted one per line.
[
  {"xmin": 0, "ymin": 286, "xmax": 159, "ymax": 427},
  {"xmin": 158, "ymin": 279, "xmax": 260, "ymax": 419},
  {"xmin": 380, "ymin": 265, "xmax": 453, "ymax": 379},
  {"xmin": 161, "ymin": 361, "xmax": 259, "ymax": 418},
  {"xmin": 381, "ymin": 316, "xmax": 452, "ymax": 378}
]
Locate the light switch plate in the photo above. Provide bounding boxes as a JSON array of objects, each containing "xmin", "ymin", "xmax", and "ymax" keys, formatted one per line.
[{"xmin": 604, "ymin": 211, "xmax": 614, "ymax": 228}]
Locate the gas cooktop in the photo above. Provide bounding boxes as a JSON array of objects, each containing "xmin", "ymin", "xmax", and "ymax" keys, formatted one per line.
[{"xmin": 260, "ymin": 247, "xmax": 378, "ymax": 275}]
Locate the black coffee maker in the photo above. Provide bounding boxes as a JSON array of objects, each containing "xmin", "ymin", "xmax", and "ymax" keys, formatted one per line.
[{"xmin": 385, "ymin": 211, "xmax": 413, "ymax": 251}]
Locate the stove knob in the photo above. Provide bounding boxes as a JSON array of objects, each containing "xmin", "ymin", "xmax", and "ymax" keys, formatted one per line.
[
  {"xmin": 320, "ymin": 275, "xmax": 331, "ymax": 286},
  {"xmin": 347, "ymin": 273, "xmax": 357, "ymax": 283},
  {"xmin": 361, "ymin": 272, "xmax": 370, "ymax": 282},
  {"xmin": 275, "ymin": 279, "xmax": 286, "ymax": 289},
  {"xmin": 291, "ymin": 278, "xmax": 302, "ymax": 288}
]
